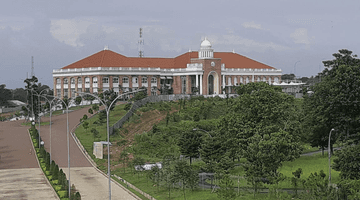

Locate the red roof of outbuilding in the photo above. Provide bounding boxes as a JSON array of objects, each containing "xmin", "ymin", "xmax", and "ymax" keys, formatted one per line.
[{"xmin": 61, "ymin": 50, "xmax": 275, "ymax": 69}]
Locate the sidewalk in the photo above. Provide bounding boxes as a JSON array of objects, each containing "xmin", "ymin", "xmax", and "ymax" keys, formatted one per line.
[
  {"xmin": 62, "ymin": 167, "xmax": 138, "ymax": 200},
  {"xmin": 0, "ymin": 168, "xmax": 58, "ymax": 200}
]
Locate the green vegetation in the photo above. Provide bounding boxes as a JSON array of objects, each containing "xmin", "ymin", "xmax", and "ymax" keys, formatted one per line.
[
  {"xmin": 74, "ymin": 103, "xmax": 127, "ymax": 158},
  {"xmin": 21, "ymin": 121, "xmax": 51, "ymax": 126}
]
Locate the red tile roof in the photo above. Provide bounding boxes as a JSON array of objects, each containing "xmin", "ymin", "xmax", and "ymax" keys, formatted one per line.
[{"xmin": 62, "ymin": 50, "xmax": 275, "ymax": 69}]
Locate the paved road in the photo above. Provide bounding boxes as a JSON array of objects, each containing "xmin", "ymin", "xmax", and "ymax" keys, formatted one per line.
[
  {"xmin": 38, "ymin": 108, "xmax": 92, "ymax": 168},
  {"xmin": 0, "ymin": 120, "xmax": 58, "ymax": 199}
]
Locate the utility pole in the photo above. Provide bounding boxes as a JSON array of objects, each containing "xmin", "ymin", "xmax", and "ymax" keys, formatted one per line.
[{"xmin": 138, "ymin": 28, "xmax": 144, "ymax": 58}]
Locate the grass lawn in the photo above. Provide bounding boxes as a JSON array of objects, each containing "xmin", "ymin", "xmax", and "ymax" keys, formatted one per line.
[
  {"xmin": 21, "ymin": 121, "xmax": 51, "ymax": 126},
  {"xmin": 74, "ymin": 103, "xmax": 127, "ymax": 158},
  {"xmin": 278, "ymin": 152, "xmax": 341, "ymax": 186}
]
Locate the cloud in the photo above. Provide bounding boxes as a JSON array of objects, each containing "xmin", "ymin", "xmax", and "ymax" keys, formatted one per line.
[
  {"xmin": 290, "ymin": 28, "xmax": 310, "ymax": 44},
  {"xmin": 50, "ymin": 18, "xmax": 96, "ymax": 47},
  {"xmin": 211, "ymin": 34, "xmax": 289, "ymax": 52},
  {"xmin": 242, "ymin": 21, "xmax": 263, "ymax": 30}
]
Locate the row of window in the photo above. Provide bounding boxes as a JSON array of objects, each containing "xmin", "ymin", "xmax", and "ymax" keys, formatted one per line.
[
  {"xmin": 56, "ymin": 77, "xmax": 158, "ymax": 85},
  {"xmin": 226, "ymin": 76, "xmax": 279, "ymax": 84}
]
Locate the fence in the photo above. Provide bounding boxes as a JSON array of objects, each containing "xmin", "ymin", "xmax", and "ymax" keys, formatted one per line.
[{"xmin": 110, "ymin": 94, "xmax": 192, "ymax": 135}]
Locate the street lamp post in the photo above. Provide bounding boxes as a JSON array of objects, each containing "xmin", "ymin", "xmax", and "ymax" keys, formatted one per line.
[
  {"xmin": 328, "ymin": 128, "xmax": 335, "ymax": 185},
  {"xmin": 31, "ymin": 88, "xmax": 49, "ymax": 148},
  {"xmin": 36, "ymin": 94, "xmax": 57, "ymax": 165},
  {"xmin": 76, "ymin": 89, "xmax": 145, "ymax": 200},
  {"xmin": 45, "ymin": 94, "xmax": 70, "ymax": 197}
]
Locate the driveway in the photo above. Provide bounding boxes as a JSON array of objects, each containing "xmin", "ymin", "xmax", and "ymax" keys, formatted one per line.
[{"xmin": 0, "ymin": 120, "xmax": 58, "ymax": 200}]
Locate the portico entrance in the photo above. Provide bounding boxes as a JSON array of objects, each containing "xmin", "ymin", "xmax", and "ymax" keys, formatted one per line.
[{"xmin": 208, "ymin": 71, "xmax": 219, "ymax": 95}]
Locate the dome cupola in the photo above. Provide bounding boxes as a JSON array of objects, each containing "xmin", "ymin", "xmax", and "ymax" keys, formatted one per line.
[
  {"xmin": 200, "ymin": 37, "xmax": 212, "ymax": 48},
  {"xmin": 199, "ymin": 37, "xmax": 214, "ymax": 59}
]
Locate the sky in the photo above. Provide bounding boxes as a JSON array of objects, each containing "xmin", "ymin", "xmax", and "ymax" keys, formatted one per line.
[{"xmin": 1, "ymin": 0, "xmax": 360, "ymax": 89}]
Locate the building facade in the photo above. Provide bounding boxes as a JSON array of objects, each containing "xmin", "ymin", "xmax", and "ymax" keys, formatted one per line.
[{"xmin": 52, "ymin": 38, "xmax": 282, "ymax": 99}]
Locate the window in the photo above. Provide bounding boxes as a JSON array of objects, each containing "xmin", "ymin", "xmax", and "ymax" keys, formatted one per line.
[
  {"xmin": 132, "ymin": 77, "xmax": 138, "ymax": 83},
  {"xmin": 71, "ymin": 78, "xmax": 75, "ymax": 84},
  {"xmin": 64, "ymin": 78, "xmax": 68, "ymax": 84},
  {"xmin": 56, "ymin": 78, "xmax": 61, "ymax": 84},
  {"xmin": 85, "ymin": 77, "xmax": 90, "ymax": 84},
  {"xmin": 228, "ymin": 77, "xmax": 231, "ymax": 85},
  {"xmin": 123, "ymin": 77, "xmax": 129, "ymax": 83},
  {"xmin": 142, "ymin": 77, "xmax": 148, "ymax": 83},
  {"xmin": 56, "ymin": 89, "xmax": 61, "ymax": 97},
  {"xmin": 93, "ymin": 77, "xmax": 97, "ymax": 84},
  {"xmin": 93, "ymin": 88, "xmax": 98, "ymax": 93},
  {"xmin": 78, "ymin": 88, "xmax": 82, "ymax": 93},
  {"xmin": 64, "ymin": 89, "xmax": 68, "ymax": 97},
  {"xmin": 257, "ymin": 77, "xmax": 260, "ymax": 82},
  {"xmin": 78, "ymin": 77, "xmax": 82, "ymax": 84},
  {"xmin": 240, "ymin": 77, "xmax": 243, "ymax": 83},
  {"xmin": 71, "ymin": 88, "xmax": 75, "ymax": 98},
  {"xmin": 102, "ymin": 77, "xmax": 109, "ymax": 83},
  {"xmin": 113, "ymin": 77, "xmax": 119, "ymax": 83},
  {"xmin": 234, "ymin": 77, "xmax": 237, "ymax": 85},
  {"xmin": 151, "ymin": 77, "xmax": 157, "ymax": 84},
  {"xmin": 263, "ymin": 77, "xmax": 266, "ymax": 82},
  {"xmin": 274, "ymin": 77, "xmax": 279, "ymax": 83},
  {"xmin": 269, "ymin": 77, "xmax": 272, "ymax": 84},
  {"xmin": 246, "ymin": 77, "xmax": 249, "ymax": 84},
  {"xmin": 85, "ymin": 88, "xmax": 90, "ymax": 93}
]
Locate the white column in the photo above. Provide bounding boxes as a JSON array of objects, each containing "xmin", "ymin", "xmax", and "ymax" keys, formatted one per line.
[
  {"xmin": 196, "ymin": 74, "xmax": 199, "ymax": 94},
  {"xmin": 222, "ymin": 75, "xmax": 225, "ymax": 94},
  {"xmin": 200, "ymin": 75, "xmax": 203, "ymax": 95}
]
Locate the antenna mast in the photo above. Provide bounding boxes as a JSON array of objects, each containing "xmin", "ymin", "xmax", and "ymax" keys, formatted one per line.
[
  {"xmin": 31, "ymin": 56, "xmax": 34, "ymax": 77},
  {"xmin": 138, "ymin": 28, "xmax": 144, "ymax": 58}
]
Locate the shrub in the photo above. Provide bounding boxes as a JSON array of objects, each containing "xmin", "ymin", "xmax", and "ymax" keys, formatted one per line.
[
  {"xmin": 117, "ymin": 140, "xmax": 127, "ymax": 147},
  {"xmin": 50, "ymin": 160, "xmax": 55, "ymax": 175},
  {"xmin": 53, "ymin": 165, "xmax": 59, "ymax": 180},
  {"xmin": 124, "ymin": 103, "xmax": 132, "ymax": 111}
]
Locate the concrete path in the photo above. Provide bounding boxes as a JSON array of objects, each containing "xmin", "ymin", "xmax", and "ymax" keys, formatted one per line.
[
  {"xmin": 0, "ymin": 168, "xmax": 58, "ymax": 200},
  {"xmin": 63, "ymin": 167, "xmax": 137, "ymax": 200},
  {"xmin": 0, "ymin": 120, "xmax": 58, "ymax": 200}
]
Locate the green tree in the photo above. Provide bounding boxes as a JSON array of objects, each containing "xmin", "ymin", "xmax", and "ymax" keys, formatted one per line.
[
  {"xmin": 91, "ymin": 128, "xmax": 99, "ymax": 139},
  {"xmin": 306, "ymin": 49, "xmax": 360, "ymax": 146},
  {"xmin": 173, "ymin": 160, "xmax": 198, "ymax": 200},
  {"xmin": 161, "ymin": 155, "xmax": 177, "ymax": 200},
  {"xmin": 88, "ymin": 108, "xmax": 93, "ymax": 114},
  {"xmin": 24, "ymin": 76, "xmax": 40, "ymax": 120},
  {"xmin": 333, "ymin": 144, "xmax": 360, "ymax": 180},
  {"xmin": 178, "ymin": 131, "xmax": 202, "ymax": 165},
  {"xmin": 147, "ymin": 165, "xmax": 162, "ymax": 191},
  {"xmin": 82, "ymin": 121, "xmax": 89, "ymax": 132},
  {"xmin": 217, "ymin": 174, "xmax": 236, "ymax": 200},
  {"xmin": 74, "ymin": 96, "xmax": 82, "ymax": 106},
  {"xmin": 291, "ymin": 168, "xmax": 303, "ymax": 197},
  {"xmin": 62, "ymin": 97, "xmax": 71, "ymax": 109},
  {"xmin": 0, "ymin": 84, "xmax": 12, "ymax": 106},
  {"xmin": 119, "ymin": 150, "xmax": 129, "ymax": 173},
  {"xmin": 92, "ymin": 103, "xmax": 99, "ymax": 112},
  {"xmin": 132, "ymin": 157, "xmax": 146, "ymax": 179},
  {"xmin": 200, "ymin": 131, "xmax": 228, "ymax": 172}
]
